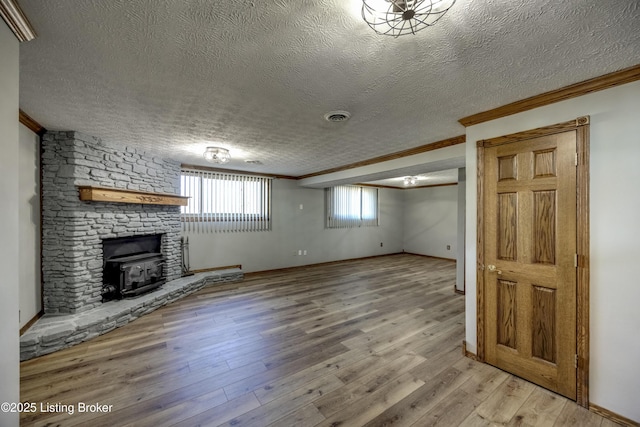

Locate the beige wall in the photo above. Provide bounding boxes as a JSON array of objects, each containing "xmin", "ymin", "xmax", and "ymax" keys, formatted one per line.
[
  {"xmin": 0, "ymin": 21, "xmax": 21, "ymax": 426},
  {"xmin": 464, "ymin": 80, "xmax": 640, "ymax": 422}
]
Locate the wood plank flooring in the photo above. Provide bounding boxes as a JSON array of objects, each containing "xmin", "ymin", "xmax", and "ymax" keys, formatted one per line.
[{"xmin": 20, "ymin": 254, "xmax": 615, "ymax": 426}]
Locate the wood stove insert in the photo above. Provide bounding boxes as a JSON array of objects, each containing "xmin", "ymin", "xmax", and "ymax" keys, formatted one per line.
[{"xmin": 102, "ymin": 234, "xmax": 166, "ymax": 300}]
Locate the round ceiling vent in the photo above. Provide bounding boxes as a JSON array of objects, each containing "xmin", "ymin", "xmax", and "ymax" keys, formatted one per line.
[{"xmin": 324, "ymin": 110, "xmax": 351, "ymax": 122}]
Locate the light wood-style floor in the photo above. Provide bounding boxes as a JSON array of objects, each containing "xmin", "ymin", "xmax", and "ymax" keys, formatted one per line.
[{"xmin": 20, "ymin": 254, "xmax": 616, "ymax": 426}]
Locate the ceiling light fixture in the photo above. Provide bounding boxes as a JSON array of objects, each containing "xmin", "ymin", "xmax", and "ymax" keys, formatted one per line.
[
  {"xmin": 404, "ymin": 176, "xmax": 418, "ymax": 186},
  {"xmin": 362, "ymin": 0, "xmax": 456, "ymax": 37},
  {"xmin": 203, "ymin": 147, "xmax": 231, "ymax": 164}
]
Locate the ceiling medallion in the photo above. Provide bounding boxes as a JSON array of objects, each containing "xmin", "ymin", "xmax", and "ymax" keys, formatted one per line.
[
  {"xmin": 362, "ymin": 0, "xmax": 456, "ymax": 37},
  {"xmin": 203, "ymin": 147, "xmax": 231, "ymax": 164}
]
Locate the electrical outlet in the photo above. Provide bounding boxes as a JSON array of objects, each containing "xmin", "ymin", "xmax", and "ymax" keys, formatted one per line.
[
  {"xmin": 297, "ymin": 250, "xmax": 302, "ymax": 256},
  {"xmin": 446, "ymin": 245, "xmax": 451, "ymax": 250},
  {"xmin": 380, "ymin": 242, "xmax": 383, "ymax": 247},
  {"xmin": 303, "ymin": 250, "xmax": 307, "ymax": 255}
]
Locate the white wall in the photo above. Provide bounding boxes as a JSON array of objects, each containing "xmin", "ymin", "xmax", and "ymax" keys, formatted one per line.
[
  {"xmin": 19, "ymin": 124, "xmax": 41, "ymax": 328},
  {"xmin": 402, "ymin": 185, "xmax": 458, "ymax": 259},
  {"xmin": 0, "ymin": 21, "xmax": 21, "ymax": 427},
  {"xmin": 185, "ymin": 179, "xmax": 405, "ymax": 272},
  {"xmin": 456, "ymin": 168, "xmax": 466, "ymax": 292},
  {"xmin": 465, "ymin": 80, "xmax": 640, "ymax": 422}
]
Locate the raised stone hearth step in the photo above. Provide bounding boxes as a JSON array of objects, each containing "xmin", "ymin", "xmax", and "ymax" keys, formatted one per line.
[{"xmin": 20, "ymin": 268, "xmax": 243, "ymax": 361}]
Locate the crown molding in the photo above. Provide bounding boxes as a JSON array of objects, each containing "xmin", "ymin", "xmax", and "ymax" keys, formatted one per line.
[
  {"xmin": 405, "ymin": 182, "xmax": 458, "ymax": 190},
  {"xmin": 19, "ymin": 109, "xmax": 46, "ymax": 136},
  {"xmin": 357, "ymin": 182, "xmax": 458, "ymax": 190},
  {"xmin": 356, "ymin": 183, "xmax": 402, "ymax": 190},
  {"xmin": 459, "ymin": 64, "xmax": 640, "ymax": 127},
  {"xmin": 0, "ymin": 0, "xmax": 36, "ymax": 42},
  {"xmin": 297, "ymin": 135, "xmax": 466, "ymax": 180}
]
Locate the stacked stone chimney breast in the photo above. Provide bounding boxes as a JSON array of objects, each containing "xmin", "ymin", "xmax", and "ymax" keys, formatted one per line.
[{"xmin": 41, "ymin": 131, "xmax": 182, "ymax": 314}]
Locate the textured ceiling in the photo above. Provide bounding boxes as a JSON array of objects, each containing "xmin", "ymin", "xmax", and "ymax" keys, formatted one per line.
[{"xmin": 18, "ymin": 0, "xmax": 640, "ymax": 178}]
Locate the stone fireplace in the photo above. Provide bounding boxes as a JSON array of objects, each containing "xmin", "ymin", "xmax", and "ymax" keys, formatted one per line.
[
  {"xmin": 21, "ymin": 130, "xmax": 243, "ymax": 360},
  {"xmin": 41, "ymin": 131, "xmax": 182, "ymax": 314}
]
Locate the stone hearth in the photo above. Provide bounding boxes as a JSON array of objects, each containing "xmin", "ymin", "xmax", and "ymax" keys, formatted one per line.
[{"xmin": 20, "ymin": 269, "xmax": 243, "ymax": 361}]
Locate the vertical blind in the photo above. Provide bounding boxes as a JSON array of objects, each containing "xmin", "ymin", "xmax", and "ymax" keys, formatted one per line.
[
  {"xmin": 326, "ymin": 185, "xmax": 379, "ymax": 228},
  {"xmin": 181, "ymin": 169, "xmax": 272, "ymax": 233}
]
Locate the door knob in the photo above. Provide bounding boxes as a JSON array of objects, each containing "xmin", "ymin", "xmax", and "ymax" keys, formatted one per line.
[{"xmin": 487, "ymin": 264, "xmax": 502, "ymax": 275}]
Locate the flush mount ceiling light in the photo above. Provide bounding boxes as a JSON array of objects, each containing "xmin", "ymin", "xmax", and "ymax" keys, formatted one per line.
[
  {"xmin": 203, "ymin": 147, "xmax": 231, "ymax": 164},
  {"xmin": 362, "ymin": 0, "xmax": 456, "ymax": 37},
  {"xmin": 404, "ymin": 176, "xmax": 418, "ymax": 186}
]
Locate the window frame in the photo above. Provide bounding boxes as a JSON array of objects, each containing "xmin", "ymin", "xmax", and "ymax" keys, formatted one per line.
[
  {"xmin": 180, "ymin": 170, "xmax": 272, "ymax": 232},
  {"xmin": 326, "ymin": 185, "xmax": 379, "ymax": 229}
]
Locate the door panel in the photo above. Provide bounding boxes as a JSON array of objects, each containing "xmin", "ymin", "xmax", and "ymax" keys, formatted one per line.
[
  {"xmin": 484, "ymin": 131, "xmax": 577, "ymax": 400},
  {"xmin": 497, "ymin": 193, "xmax": 517, "ymax": 261},
  {"xmin": 532, "ymin": 285, "xmax": 556, "ymax": 363},
  {"xmin": 497, "ymin": 279, "xmax": 517, "ymax": 349},
  {"xmin": 533, "ymin": 190, "xmax": 556, "ymax": 264}
]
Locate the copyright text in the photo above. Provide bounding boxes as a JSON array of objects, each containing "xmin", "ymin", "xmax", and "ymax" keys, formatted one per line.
[{"xmin": 1, "ymin": 401, "xmax": 113, "ymax": 415}]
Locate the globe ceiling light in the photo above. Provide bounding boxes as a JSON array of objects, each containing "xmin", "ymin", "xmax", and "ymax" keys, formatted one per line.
[
  {"xmin": 362, "ymin": 0, "xmax": 456, "ymax": 37},
  {"xmin": 203, "ymin": 147, "xmax": 231, "ymax": 164}
]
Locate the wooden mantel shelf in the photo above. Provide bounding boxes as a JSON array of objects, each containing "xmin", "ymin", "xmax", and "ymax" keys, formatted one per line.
[{"xmin": 78, "ymin": 186, "xmax": 189, "ymax": 206}]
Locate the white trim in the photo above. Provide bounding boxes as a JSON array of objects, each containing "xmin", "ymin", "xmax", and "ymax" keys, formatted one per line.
[{"xmin": 0, "ymin": 0, "xmax": 36, "ymax": 42}]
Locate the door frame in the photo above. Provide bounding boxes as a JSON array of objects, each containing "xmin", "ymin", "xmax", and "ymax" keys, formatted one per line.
[{"xmin": 476, "ymin": 116, "xmax": 590, "ymax": 407}]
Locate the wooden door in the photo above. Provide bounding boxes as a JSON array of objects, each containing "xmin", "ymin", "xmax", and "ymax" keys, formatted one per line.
[{"xmin": 483, "ymin": 130, "xmax": 577, "ymax": 399}]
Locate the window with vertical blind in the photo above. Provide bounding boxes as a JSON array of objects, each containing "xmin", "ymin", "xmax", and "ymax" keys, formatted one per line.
[
  {"xmin": 180, "ymin": 169, "xmax": 272, "ymax": 233},
  {"xmin": 325, "ymin": 185, "xmax": 379, "ymax": 228}
]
